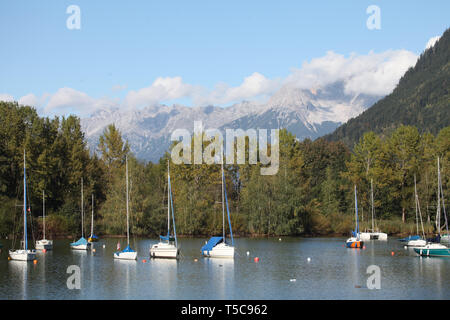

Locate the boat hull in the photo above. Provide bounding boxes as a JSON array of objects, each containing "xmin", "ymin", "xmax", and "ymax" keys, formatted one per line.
[
  {"xmin": 9, "ymin": 249, "xmax": 36, "ymax": 261},
  {"xmin": 35, "ymin": 239, "xmax": 53, "ymax": 250},
  {"xmin": 114, "ymin": 251, "xmax": 137, "ymax": 260},
  {"xmin": 346, "ymin": 237, "xmax": 364, "ymax": 249},
  {"xmin": 70, "ymin": 244, "xmax": 91, "ymax": 250},
  {"xmin": 406, "ymin": 239, "xmax": 427, "ymax": 247},
  {"xmin": 359, "ymin": 232, "xmax": 387, "ymax": 241},
  {"xmin": 150, "ymin": 243, "xmax": 179, "ymax": 259},
  {"xmin": 414, "ymin": 244, "xmax": 450, "ymax": 257},
  {"xmin": 202, "ymin": 243, "xmax": 235, "ymax": 258}
]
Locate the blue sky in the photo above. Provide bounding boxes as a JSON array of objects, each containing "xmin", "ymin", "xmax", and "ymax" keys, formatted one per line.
[{"xmin": 0, "ymin": 1, "xmax": 448, "ymax": 116}]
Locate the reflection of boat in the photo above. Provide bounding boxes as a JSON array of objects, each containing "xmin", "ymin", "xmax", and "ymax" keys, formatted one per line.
[
  {"xmin": 346, "ymin": 185, "xmax": 364, "ymax": 249},
  {"xmin": 9, "ymin": 151, "xmax": 36, "ymax": 261},
  {"xmin": 114, "ymin": 156, "xmax": 137, "ymax": 260},
  {"xmin": 71, "ymin": 178, "xmax": 91, "ymax": 250},
  {"xmin": 406, "ymin": 175, "xmax": 426, "ymax": 247},
  {"xmin": 36, "ymin": 190, "xmax": 53, "ymax": 250},
  {"xmin": 150, "ymin": 162, "xmax": 179, "ymax": 259},
  {"xmin": 359, "ymin": 180, "xmax": 387, "ymax": 241},
  {"xmin": 414, "ymin": 158, "xmax": 449, "ymax": 257},
  {"xmin": 88, "ymin": 194, "xmax": 99, "ymax": 243},
  {"xmin": 202, "ymin": 159, "xmax": 235, "ymax": 258}
]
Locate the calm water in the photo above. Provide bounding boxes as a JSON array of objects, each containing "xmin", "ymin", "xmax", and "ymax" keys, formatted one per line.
[{"xmin": 0, "ymin": 237, "xmax": 449, "ymax": 300}]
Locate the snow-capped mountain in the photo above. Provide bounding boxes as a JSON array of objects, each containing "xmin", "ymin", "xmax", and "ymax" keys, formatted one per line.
[{"xmin": 81, "ymin": 82, "xmax": 381, "ymax": 162}]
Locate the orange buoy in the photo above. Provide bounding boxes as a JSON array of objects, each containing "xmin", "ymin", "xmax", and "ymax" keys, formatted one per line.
[
  {"xmin": 391, "ymin": 251, "xmax": 395, "ymax": 256},
  {"xmin": 8, "ymin": 256, "xmax": 11, "ymax": 260},
  {"xmin": 43, "ymin": 249, "xmax": 47, "ymax": 253},
  {"xmin": 33, "ymin": 259, "xmax": 38, "ymax": 264},
  {"xmin": 142, "ymin": 259, "xmax": 147, "ymax": 263},
  {"xmin": 363, "ymin": 246, "xmax": 366, "ymax": 249},
  {"xmin": 254, "ymin": 257, "xmax": 260, "ymax": 262}
]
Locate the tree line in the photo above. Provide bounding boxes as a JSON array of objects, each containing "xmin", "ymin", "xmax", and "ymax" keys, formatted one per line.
[{"xmin": 0, "ymin": 101, "xmax": 448, "ymax": 239}]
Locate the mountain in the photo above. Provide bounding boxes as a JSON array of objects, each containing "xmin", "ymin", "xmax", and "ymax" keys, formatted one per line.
[
  {"xmin": 325, "ymin": 28, "xmax": 450, "ymax": 147},
  {"xmin": 81, "ymin": 82, "xmax": 381, "ymax": 162}
]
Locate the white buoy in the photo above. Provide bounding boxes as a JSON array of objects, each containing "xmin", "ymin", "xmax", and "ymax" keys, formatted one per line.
[
  {"xmin": 290, "ymin": 279, "xmax": 296, "ymax": 282},
  {"xmin": 404, "ymin": 246, "xmax": 407, "ymax": 249},
  {"xmin": 103, "ymin": 244, "xmax": 106, "ymax": 248},
  {"xmin": 307, "ymin": 257, "xmax": 311, "ymax": 262},
  {"xmin": 246, "ymin": 251, "xmax": 250, "ymax": 256},
  {"xmin": 279, "ymin": 238, "xmax": 281, "ymax": 241}
]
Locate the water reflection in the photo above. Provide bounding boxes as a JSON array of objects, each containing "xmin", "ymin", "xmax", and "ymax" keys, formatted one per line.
[
  {"xmin": 204, "ymin": 258, "xmax": 235, "ymax": 299},
  {"xmin": 150, "ymin": 259, "xmax": 178, "ymax": 298},
  {"xmin": 8, "ymin": 261, "xmax": 28, "ymax": 300},
  {"xmin": 113, "ymin": 259, "xmax": 137, "ymax": 299}
]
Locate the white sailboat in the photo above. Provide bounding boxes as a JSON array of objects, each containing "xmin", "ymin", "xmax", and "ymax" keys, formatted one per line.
[
  {"xmin": 346, "ymin": 185, "xmax": 364, "ymax": 248},
  {"xmin": 114, "ymin": 156, "xmax": 138, "ymax": 260},
  {"xmin": 35, "ymin": 190, "xmax": 53, "ymax": 250},
  {"xmin": 9, "ymin": 151, "xmax": 36, "ymax": 261},
  {"xmin": 406, "ymin": 175, "xmax": 427, "ymax": 247},
  {"xmin": 201, "ymin": 158, "xmax": 235, "ymax": 258},
  {"xmin": 70, "ymin": 178, "xmax": 91, "ymax": 250},
  {"xmin": 150, "ymin": 161, "xmax": 180, "ymax": 259},
  {"xmin": 358, "ymin": 179, "xmax": 387, "ymax": 241}
]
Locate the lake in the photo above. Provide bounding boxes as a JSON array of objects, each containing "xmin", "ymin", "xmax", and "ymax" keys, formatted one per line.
[{"xmin": 0, "ymin": 237, "xmax": 449, "ymax": 300}]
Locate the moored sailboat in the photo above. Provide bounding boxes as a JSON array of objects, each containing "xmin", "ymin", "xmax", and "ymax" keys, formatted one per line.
[
  {"xmin": 359, "ymin": 179, "xmax": 387, "ymax": 241},
  {"xmin": 201, "ymin": 158, "xmax": 235, "ymax": 258},
  {"xmin": 414, "ymin": 158, "xmax": 450, "ymax": 257},
  {"xmin": 88, "ymin": 194, "xmax": 99, "ymax": 243},
  {"xmin": 346, "ymin": 185, "xmax": 364, "ymax": 249},
  {"xmin": 114, "ymin": 156, "xmax": 137, "ymax": 260},
  {"xmin": 70, "ymin": 178, "xmax": 91, "ymax": 250},
  {"xmin": 35, "ymin": 190, "xmax": 53, "ymax": 250},
  {"xmin": 406, "ymin": 175, "xmax": 427, "ymax": 247},
  {"xmin": 9, "ymin": 151, "xmax": 36, "ymax": 261},
  {"xmin": 150, "ymin": 161, "xmax": 179, "ymax": 259}
]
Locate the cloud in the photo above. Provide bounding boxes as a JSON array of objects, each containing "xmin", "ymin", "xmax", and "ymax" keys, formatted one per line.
[
  {"xmin": 425, "ymin": 36, "xmax": 440, "ymax": 50},
  {"xmin": 285, "ymin": 50, "xmax": 418, "ymax": 96},
  {"xmin": 0, "ymin": 93, "xmax": 15, "ymax": 102}
]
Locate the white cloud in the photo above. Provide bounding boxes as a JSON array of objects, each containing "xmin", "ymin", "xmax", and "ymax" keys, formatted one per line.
[
  {"xmin": 425, "ymin": 36, "xmax": 440, "ymax": 50},
  {"xmin": 18, "ymin": 93, "xmax": 39, "ymax": 106},
  {"xmin": 285, "ymin": 50, "xmax": 418, "ymax": 96},
  {"xmin": 0, "ymin": 93, "xmax": 15, "ymax": 102}
]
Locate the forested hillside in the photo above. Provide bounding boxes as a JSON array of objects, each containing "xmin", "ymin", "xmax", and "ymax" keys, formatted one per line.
[
  {"xmin": 325, "ymin": 28, "xmax": 450, "ymax": 147},
  {"xmin": 0, "ymin": 101, "xmax": 449, "ymax": 238}
]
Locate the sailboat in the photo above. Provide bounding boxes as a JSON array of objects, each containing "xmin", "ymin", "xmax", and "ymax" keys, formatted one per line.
[
  {"xmin": 9, "ymin": 151, "xmax": 37, "ymax": 261},
  {"xmin": 150, "ymin": 161, "xmax": 180, "ymax": 259},
  {"xmin": 70, "ymin": 178, "xmax": 91, "ymax": 250},
  {"xmin": 406, "ymin": 175, "xmax": 427, "ymax": 247},
  {"xmin": 114, "ymin": 156, "xmax": 137, "ymax": 260},
  {"xmin": 414, "ymin": 157, "xmax": 450, "ymax": 257},
  {"xmin": 346, "ymin": 185, "xmax": 364, "ymax": 249},
  {"xmin": 35, "ymin": 190, "xmax": 53, "ymax": 250},
  {"xmin": 88, "ymin": 194, "xmax": 99, "ymax": 242},
  {"xmin": 359, "ymin": 179, "xmax": 388, "ymax": 241},
  {"xmin": 201, "ymin": 158, "xmax": 235, "ymax": 258}
]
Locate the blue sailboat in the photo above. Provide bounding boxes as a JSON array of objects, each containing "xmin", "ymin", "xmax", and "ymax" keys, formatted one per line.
[
  {"xmin": 9, "ymin": 151, "xmax": 37, "ymax": 261},
  {"xmin": 114, "ymin": 156, "xmax": 137, "ymax": 260},
  {"xmin": 346, "ymin": 185, "xmax": 364, "ymax": 249},
  {"xmin": 201, "ymin": 159, "xmax": 235, "ymax": 258},
  {"xmin": 70, "ymin": 178, "xmax": 91, "ymax": 250},
  {"xmin": 88, "ymin": 194, "xmax": 99, "ymax": 242}
]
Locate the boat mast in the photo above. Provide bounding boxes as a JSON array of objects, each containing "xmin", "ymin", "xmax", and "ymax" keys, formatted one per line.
[
  {"xmin": 414, "ymin": 175, "xmax": 419, "ymax": 236},
  {"xmin": 126, "ymin": 155, "xmax": 130, "ymax": 247},
  {"xmin": 221, "ymin": 155, "xmax": 225, "ymax": 241},
  {"xmin": 91, "ymin": 194, "xmax": 94, "ymax": 237},
  {"xmin": 371, "ymin": 179, "xmax": 374, "ymax": 232},
  {"xmin": 437, "ymin": 157, "xmax": 441, "ymax": 235},
  {"xmin": 23, "ymin": 150, "xmax": 27, "ymax": 251},
  {"xmin": 354, "ymin": 185, "xmax": 359, "ymax": 239},
  {"xmin": 43, "ymin": 190, "xmax": 45, "ymax": 240},
  {"xmin": 167, "ymin": 161, "xmax": 170, "ymax": 237},
  {"xmin": 81, "ymin": 177, "xmax": 84, "ymax": 238}
]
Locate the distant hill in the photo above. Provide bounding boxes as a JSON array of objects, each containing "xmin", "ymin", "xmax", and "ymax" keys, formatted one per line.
[{"xmin": 324, "ymin": 28, "xmax": 450, "ymax": 146}]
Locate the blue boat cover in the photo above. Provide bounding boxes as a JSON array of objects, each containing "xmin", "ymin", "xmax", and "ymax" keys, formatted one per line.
[
  {"xmin": 117, "ymin": 245, "xmax": 136, "ymax": 253},
  {"xmin": 159, "ymin": 234, "xmax": 175, "ymax": 242},
  {"xmin": 398, "ymin": 235, "xmax": 420, "ymax": 242},
  {"xmin": 201, "ymin": 237, "xmax": 223, "ymax": 254},
  {"xmin": 71, "ymin": 237, "xmax": 89, "ymax": 246},
  {"xmin": 351, "ymin": 230, "xmax": 357, "ymax": 237},
  {"xmin": 89, "ymin": 234, "xmax": 99, "ymax": 240}
]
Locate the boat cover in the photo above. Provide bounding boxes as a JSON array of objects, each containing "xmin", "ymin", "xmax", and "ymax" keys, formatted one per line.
[
  {"xmin": 71, "ymin": 237, "xmax": 88, "ymax": 246},
  {"xmin": 159, "ymin": 234, "xmax": 175, "ymax": 242},
  {"xmin": 117, "ymin": 245, "xmax": 136, "ymax": 253},
  {"xmin": 398, "ymin": 235, "xmax": 420, "ymax": 242},
  {"xmin": 201, "ymin": 237, "xmax": 223, "ymax": 254}
]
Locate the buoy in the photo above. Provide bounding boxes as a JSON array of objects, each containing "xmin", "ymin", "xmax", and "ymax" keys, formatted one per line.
[
  {"xmin": 93, "ymin": 248, "xmax": 96, "ymax": 253},
  {"xmin": 142, "ymin": 259, "xmax": 147, "ymax": 263},
  {"xmin": 307, "ymin": 257, "xmax": 311, "ymax": 262},
  {"xmin": 391, "ymin": 251, "xmax": 395, "ymax": 256},
  {"xmin": 290, "ymin": 279, "xmax": 296, "ymax": 282},
  {"xmin": 404, "ymin": 246, "xmax": 407, "ymax": 249},
  {"xmin": 103, "ymin": 244, "xmax": 106, "ymax": 248},
  {"xmin": 8, "ymin": 256, "xmax": 11, "ymax": 260},
  {"xmin": 43, "ymin": 249, "xmax": 47, "ymax": 253},
  {"xmin": 279, "ymin": 238, "xmax": 282, "ymax": 241},
  {"xmin": 246, "ymin": 251, "xmax": 250, "ymax": 256},
  {"xmin": 194, "ymin": 258, "xmax": 198, "ymax": 262},
  {"xmin": 254, "ymin": 257, "xmax": 260, "ymax": 262},
  {"xmin": 33, "ymin": 259, "xmax": 38, "ymax": 264}
]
